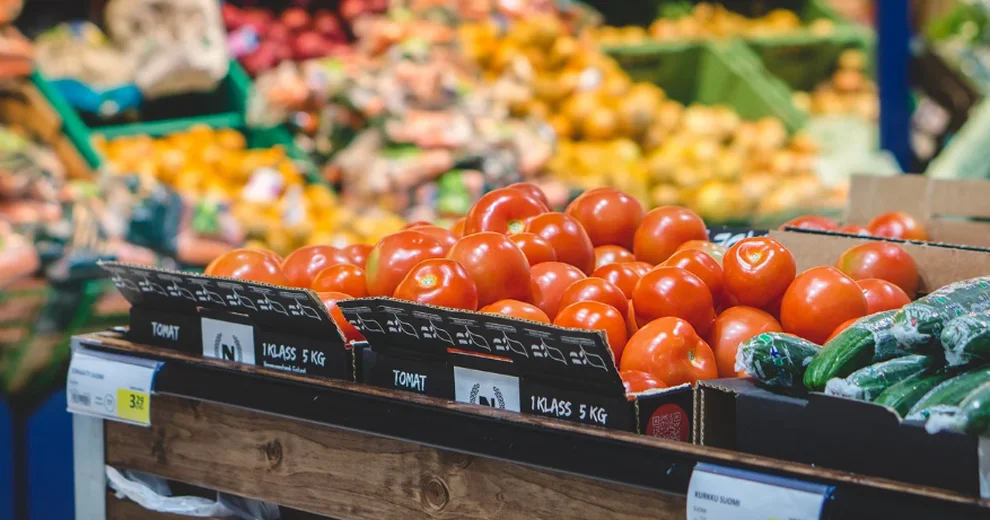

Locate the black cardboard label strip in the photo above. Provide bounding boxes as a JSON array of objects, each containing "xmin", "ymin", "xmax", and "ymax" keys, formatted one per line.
[
  {"xmin": 521, "ymin": 379, "xmax": 633, "ymax": 430},
  {"xmin": 707, "ymin": 227, "xmax": 769, "ymax": 247}
]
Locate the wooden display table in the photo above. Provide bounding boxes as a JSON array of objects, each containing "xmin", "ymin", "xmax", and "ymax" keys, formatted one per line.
[{"xmin": 73, "ymin": 332, "xmax": 990, "ymax": 520}]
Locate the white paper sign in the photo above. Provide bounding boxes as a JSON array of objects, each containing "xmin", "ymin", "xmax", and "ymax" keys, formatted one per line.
[
  {"xmin": 687, "ymin": 463, "xmax": 829, "ymax": 520},
  {"xmin": 67, "ymin": 343, "xmax": 162, "ymax": 427},
  {"xmin": 201, "ymin": 317, "xmax": 256, "ymax": 365},
  {"xmin": 453, "ymin": 366, "xmax": 521, "ymax": 412}
]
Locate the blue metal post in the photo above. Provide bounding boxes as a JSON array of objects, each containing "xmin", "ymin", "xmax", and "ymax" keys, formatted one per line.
[{"xmin": 877, "ymin": 0, "xmax": 913, "ymax": 171}]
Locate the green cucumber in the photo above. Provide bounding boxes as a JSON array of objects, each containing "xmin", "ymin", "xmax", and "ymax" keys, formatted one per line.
[
  {"xmin": 940, "ymin": 310, "xmax": 990, "ymax": 367},
  {"xmin": 824, "ymin": 355, "xmax": 934, "ymax": 401},
  {"xmin": 803, "ymin": 310, "xmax": 897, "ymax": 391},
  {"xmin": 891, "ymin": 276, "xmax": 990, "ymax": 353},
  {"xmin": 906, "ymin": 365, "xmax": 990, "ymax": 420},
  {"xmin": 873, "ymin": 369, "xmax": 957, "ymax": 417},
  {"xmin": 925, "ymin": 381, "xmax": 990, "ymax": 436},
  {"xmin": 735, "ymin": 332, "xmax": 820, "ymax": 388}
]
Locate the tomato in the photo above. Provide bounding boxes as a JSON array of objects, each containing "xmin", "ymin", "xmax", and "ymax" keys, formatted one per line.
[
  {"xmin": 507, "ymin": 182, "xmax": 551, "ymax": 209},
  {"xmin": 591, "ymin": 263, "xmax": 643, "ymax": 298},
  {"xmin": 780, "ymin": 215, "xmax": 838, "ymax": 232},
  {"xmin": 558, "ymin": 278, "xmax": 628, "ymax": 318},
  {"xmin": 526, "ymin": 212, "xmax": 596, "ymax": 275},
  {"xmin": 722, "ymin": 237, "xmax": 796, "ymax": 308},
  {"xmin": 318, "ymin": 291, "xmax": 365, "ymax": 343},
  {"xmin": 707, "ymin": 306, "xmax": 782, "ymax": 378},
  {"xmin": 626, "ymin": 299, "xmax": 639, "ymax": 337},
  {"xmin": 633, "ymin": 206, "xmax": 708, "ymax": 265},
  {"xmin": 245, "ymin": 247, "xmax": 283, "ymax": 264},
  {"xmin": 450, "ymin": 217, "xmax": 466, "ymax": 239},
  {"xmin": 676, "ymin": 240, "xmax": 727, "ymax": 264},
  {"xmin": 554, "ymin": 301, "xmax": 628, "ymax": 363},
  {"xmin": 627, "ymin": 261, "xmax": 654, "ymax": 277},
  {"xmin": 205, "ymin": 249, "xmax": 290, "ymax": 286},
  {"xmin": 621, "ymin": 370, "xmax": 667, "ymax": 393},
  {"xmin": 619, "ymin": 317, "xmax": 718, "ymax": 386},
  {"xmin": 281, "ymin": 245, "xmax": 353, "ymax": 288},
  {"xmin": 366, "ymin": 231, "xmax": 446, "ymax": 297},
  {"xmin": 632, "ymin": 266, "xmax": 714, "ymax": 335},
  {"xmin": 594, "ymin": 245, "xmax": 635, "ymax": 269},
  {"xmin": 825, "ymin": 317, "xmax": 859, "ymax": 343},
  {"xmin": 393, "ymin": 259, "xmax": 478, "ymax": 310},
  {"xmin": 480, "ymin": 299, "xmax": 550, "ymax": 324},
  {"xmin": 662, "ymin": 249, "xmax": 725, "ymax": 306},
  {"xmin": 565, "ymin": 187, "xmax": 643, "ymax": 250},
  {"xmin": 510, "ymin": 232, "xmax": 557, "ymax": 266},
  {"xmin": 781, "ymin": 266, "xmax": 868, "ymax": 344},
  {"xmin": 835, "ymin": 242, "xmax": 919, "ymax": 298},
  {"xmin": 412, "ymin": 226, "xmax": 457, "ymax": 254},
  {"xmin": 857, "ymin": 278, "xmax": 911, "ymax": 313},
  {"xmin": 529, "ymin": 261, "xmax": 586, "ymax": 319},
  {"xmin": 403, "ymin": 221, "xmax": 433, "ymax": 229},
  {"xmin": 837, "ymin": 224, "xmax": 871, "ymax": 236},
  {"xmin": 464, "ymin": 187, "xmax": 547, "ymax": 235},
  {"xmin": 311, "ymin": 264, "xmax": 368, "ymax": 297},
  {"xmin": 447, "ymin": 232, "xmax": 532, "ymax": 307},
  {"xmin": 343, "ymin": 243, "xmax": 373, "ymax": 269},
  {"xmin": 867, "ymin": 211, "xmax": 929, "ymax": 241}
]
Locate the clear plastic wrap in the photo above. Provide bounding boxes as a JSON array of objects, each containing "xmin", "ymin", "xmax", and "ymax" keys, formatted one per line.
[
  {"xmin": 824, "ymin": 355, "xmax": 934, "ymax": 401},
  {"xmin": 735, "ymin": 332, "xmax": 820, "ymax": 388}
]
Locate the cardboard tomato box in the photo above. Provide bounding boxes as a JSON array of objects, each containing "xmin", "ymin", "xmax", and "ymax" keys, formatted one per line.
[
  {"xmin": 695, "ymin": 174, "xmax": 990, "ymax": 497},
  {"xmin": 339, "ymin": 297, "xmax": 694, "ymax": 440},
  {"xmin": 101, "ymin": 262, "xmax": 354, "ymax": 381}
]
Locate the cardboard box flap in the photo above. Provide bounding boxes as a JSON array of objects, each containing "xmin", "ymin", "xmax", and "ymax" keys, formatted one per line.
[
  {"xmin": 847, "ymin": 174, "xmax": 990, "ymax": 223},
  {"xmin": 100, "ymin": 262, "xmax": 344, "ymax": 344}
]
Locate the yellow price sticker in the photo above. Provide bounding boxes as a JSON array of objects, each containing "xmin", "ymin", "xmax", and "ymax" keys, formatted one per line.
[{"xmin": 116, "ymin": 388, "xmax": 151, "ymax": 425}]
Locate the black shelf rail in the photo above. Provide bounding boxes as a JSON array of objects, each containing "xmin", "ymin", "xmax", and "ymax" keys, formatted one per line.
[{"xmin": 77, "ymin": 332, "xmax": 990, "ymax": 520}]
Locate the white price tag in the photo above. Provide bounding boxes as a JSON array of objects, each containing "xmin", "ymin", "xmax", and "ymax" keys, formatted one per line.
[
  {"xmin": 454, "ymin": 366, "xmax": 521, "ymax": 412},
  {"xmin": 67, "ymin": 343, "xmax": 162, "ymax": 427},
  {"xmin": 687, "ymin": 463, "xmax": 830, "ymax": 520}
]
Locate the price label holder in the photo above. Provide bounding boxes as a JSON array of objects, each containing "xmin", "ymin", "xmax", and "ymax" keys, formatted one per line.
[
  {"xmin": 687, "ymin": 463, "xmax": 833, "ymax": 520},
  {"xmin": 66, "ymin": 343, "xmax": 163, "ymax": 427}
]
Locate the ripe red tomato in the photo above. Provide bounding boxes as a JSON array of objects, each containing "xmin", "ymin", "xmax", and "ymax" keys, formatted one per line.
[
  {"xmin": 311, "ymin": 264, "xmax": 368, "ymax": 297},
  {"xmin": 627, "ymin": 261, "xmax": 654, "ymax": 276},
  {"xmin": 857, "ymin": 278, "xmax": 911, "ymax": 313},
  {"xmin": 554, "ymin": 301, "xmax": 628, "ymax": 363},
  {"xmin": 632, "ymin": 266, "xmax": 714, "ymax": 334},
  {"xmin": 246, "ymin": 247, "xmax": 283, "ymax": 264},
  {"xmin": 529, "ymin": 261, "xmax": 586, "ymax": 319},
  {"xmin": 591, "ymin": 263, "xmax": 643, "ymax": 298},
  {"xmin": 393, "ymin": 259, "xmax": 478, "ymax": 310},
  {"xmin": 447, "ymin": 232, "xmax": 532, "ymax": 307},
  {"xmin": 205, "ymin": 249, "xmax": 290, "ymax": 286},
  {"xmin": 281, "ymin": 245, "xmax": 353, "ymax": 288},
  {"xmin": 676, "ymin": 240, "xmax": 727, "ymax": 265},
  {"xmin": 619, "ymin": 317, "xmax": 718, "ymax": 386},
  {"xmin": 825, "ymin": 317, "xmax": 859, "ymax": 343},
  {"xmin": 557, "ymin": 278, "xmax": 628, "ymax": 318},
  {"xmin": 565, "ymin": 187, "xmax": 643, "ymax": 250},
  {"xmin": 633, "ymin": 206, "xmax": 708, "ymax": 265},
  {"xmin": 835, "ymin": 241, "xmax": 919, "ymax": 298},
  {"xmin": 412, "ymin": 226, "xmax": 457, "ymax": 254},
  {"xmin": 464, "ymin": 187, "xmax": 547, "ymax": 235},
  {"xmin": 450, "ymin": 218, "xmax": 466, "ymax": 239},
  {"xmin": 480, "ymin": 299, "xmax": 550, "ymax": 324},
  {"xmin": 594, "ymin": 245, "xmax": 635, "ymax": 269},
  {"xmin": 722, "ymin": 237, "xmax": 796, "ymax": 308},
  {"xmin": 507, "ymin": 182, "xmax": 551, "ymax": 209},
  {"xmin": 837, "ymin": 224, "xmax": 871, "ymax": 236},
  {"xmin": 867, "ymin": 211, "xmax": 929, "ymax": 241},
  {"xmin": 621, "ymin": 370, "xmax": 667, "ymax": 393},
  {"xmin": 366, "ymin": 231, "xmax": 446, "ymax": 297},
  {"xmin": 627, "ymin": 299, "xmax": 639, "ymax": 337},
  {"xmin": 526, "ymin": 212, "xmax": 596, "ymax": 275},
  {"xmin": 780, "ymin": 215, "xmax": 839, "ymax": 232},
  {"xmin": 343, "ymin": 243, "xmax": 373, "ymax": 269},
  {"xmin": 662, "ymin": 249, "xmax": 725, "ymax": 305},
  {"xmin": 707, "ymin": 306, "xmax": 782, "ymax": 378},
  {"xmin": 781, "ymin": 266, "xmax": 868, "ymax": 344},
  {"xmin": 511, "ymin": 232, "xmax": 557, "ymax": 266},
  {"xmin": 403, "ymin": 221, "xmax": 432, "ymax": 229},
  {"xmin": 318, "ymin": 291, "xmax": 365, "ymax": 343}
]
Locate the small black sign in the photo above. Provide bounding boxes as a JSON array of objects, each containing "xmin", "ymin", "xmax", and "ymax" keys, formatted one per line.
[{"xmin": 707, "ymin": 227, "xmax": 770, "ymax": 247}]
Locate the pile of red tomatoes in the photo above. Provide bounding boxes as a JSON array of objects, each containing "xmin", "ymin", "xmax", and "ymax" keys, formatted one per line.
[{"xmin": 204, "ymin": 184, "xmax": 921, "ymax": 395}]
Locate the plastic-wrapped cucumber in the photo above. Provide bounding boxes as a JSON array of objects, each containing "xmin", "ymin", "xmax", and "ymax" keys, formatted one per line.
[
  {"xmin": 906, "ymin": 365, "xmax": 990, "ymax": 421},
  {"xmin": 873, "ymin": 369, "xmax": 957, "ymax": 417},
  {"xmin": 735, "ymin": 332, "xmax": 820, "ymax": 388},
  {"xmin": 925, "ymin": 381, "xmax": 990, "ymax": 435},
  {"xmin": 803, "ymin": 310, "xmax": 897, "ymax": 391},
  {"xmin": 891, "ymin": 277, "xmax": 990, "ymax": 353},
  {"xmin": 941, "ymin": 310, "xmax": 990, "ymax": 367},
  {"xmin": 824, "ymin": 355, "xmax": 934, "ymax": 401}
]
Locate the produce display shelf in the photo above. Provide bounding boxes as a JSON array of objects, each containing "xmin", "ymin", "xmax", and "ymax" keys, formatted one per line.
[{"xmin": 73, "ymin": 331, "xmax": 990, "ymax": 520}]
